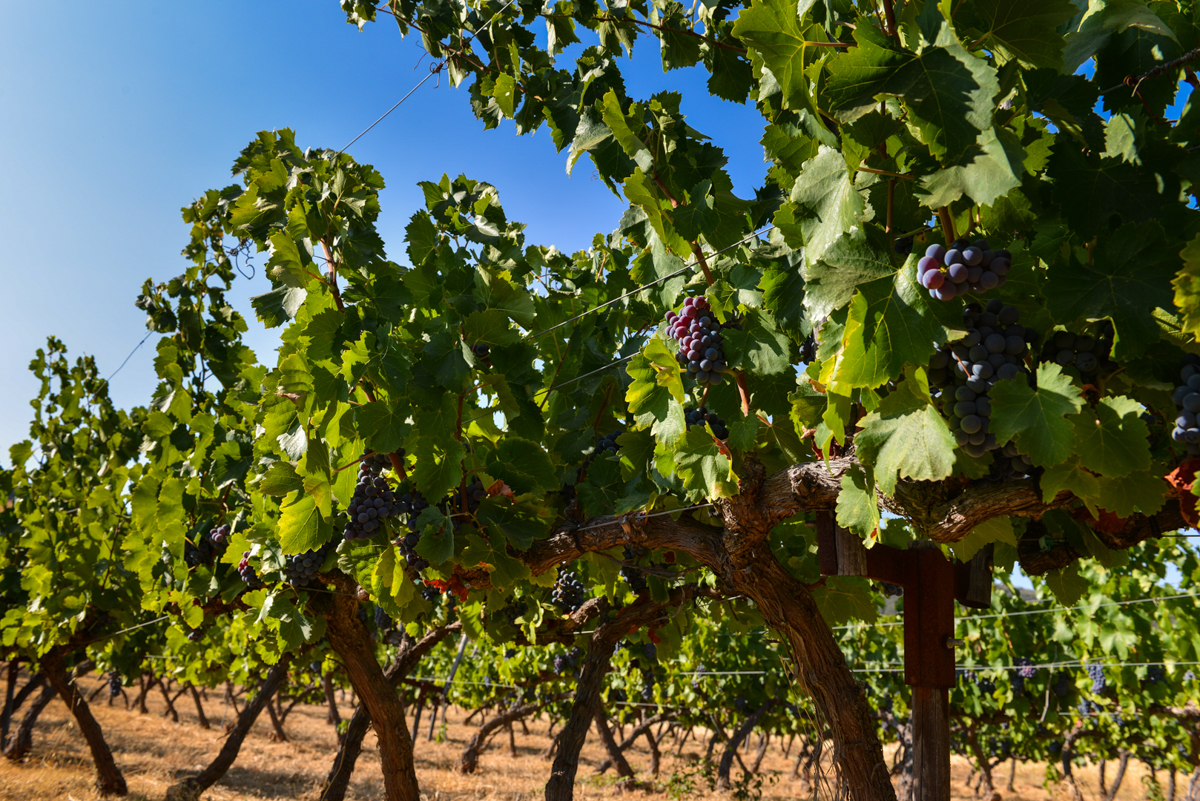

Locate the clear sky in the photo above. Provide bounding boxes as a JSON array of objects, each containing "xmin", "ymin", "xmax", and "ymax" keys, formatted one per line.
[{"xmin": 0, "ymin": 1, "xmax": 767, "ymax": 459}]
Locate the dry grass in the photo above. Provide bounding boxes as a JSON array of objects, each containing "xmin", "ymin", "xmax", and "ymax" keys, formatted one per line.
[{"xmin": 0, "ymin": 672, "xmax": 1163, "ymax": 801}]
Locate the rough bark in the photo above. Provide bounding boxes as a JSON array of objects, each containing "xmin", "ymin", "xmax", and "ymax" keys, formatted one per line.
[
  {"xmin": 158, "ymin": 678, "xmax": 179, "ymax": 722},
  {"xmin": 1103, "ymin": 751, "xmax": 1131, "ymax": 801},
  {"xmin": 596, "ymin": 713, "xmax": 673, "ymax": 774},
  {"xmin": 457, "ymin": 698, "xmax": 561, "ymax": 774},
  {"xmin": 751, "ymin": 732, "xmax": 769, "ymax": 774},
  {"xmin": 315, "ymin": 579, "xmax": 420, "ymax": 801},
  {"xmin": 319, "ymin": 622, "xmax": 460, "ymax": 801},
  {"xmin": 544, "ymin": 592, "xmax": 694, "ymax": 801},
  {"xmin": 593, "ymin": 709, "xmax": 636, "ymax": 786},
  {"xmin": 3, "ymin": 675, "xmax": 55, "ymax": 761},
  {"xmin": 718, "ymin": 701, "xmax": 773, "ymax": 790},
  {"xmin": 9, "ymin": 670, "xmax": 46, "ymax": 717},
  {"xmin": 42, "ymin": 652, "xmax": 126, "ymax": 796},
  {"xmin": 546, "ymin": 609, "xmax": 622, "ymax": 801},
  {"xmin": 0, "ymin": 661, "xmax": 18, "ymax": 751},
  {"xmin": 323, "ymin": 672, "xmax": 341, "ymax": 728},
  {"xmin": 541, "ymin": 727, "xmax": 564, "ymax": 761},
  {"xmin": 1007, "ymin": 757, "xmax": 1016, "ymax": 793},
  {"xmin": 265, "ymin": 690, "xmax": 288, "ymax": 742},
  {"xmin": 163, "ymin": 656, "xmax": 291, "ymax": 801},
  {"xmin": 189, "ymin": 686, "xmax": 210, "ymax": 729},
  {"xmin": 962, "ymin": 725, "xmax": 996, "ymax": 800}
]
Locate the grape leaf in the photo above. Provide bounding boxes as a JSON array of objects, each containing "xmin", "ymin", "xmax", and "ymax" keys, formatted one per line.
[
  {"xmin": 917, "ymin": 127, "xmax": 1025, "ymax": 209},
  {"xmin": 722, "ymin": 309, "xmax": 792, "ymax": 376},
  {"xmin": 1096, "ymin": 472, "xmax": 1167, "ymax": 517},
  {"xmin": 672, "ymin": 427, "xmax": 738, "ymax": 499},
  {"xmin": 960, "ymin": 0, "xmax": 1079, "ymax": 69},
  {"xmin": 1172, "ymin": 235, "xmax": 1200, "ymax": 338},
  {"xmin": 778, "ymin": 146, "xmax": 869, "ymax": 265},
  {"xmin": 854, "ymin": 379, "xmax": 957, "ymax": 493},
  {"xmin": 830, "ymin": 260, "xmax": 944, "ymax": 390},
  {"xmin": 1040, "ymin": 457, "xmax": 1103, "ymax": 515},
  {"xmin": 730, "ymin": 0, "xmax": 822, "ymax": 111},
  {"xmin": 1042, "ymin": 561, "xmax": 1088, "ymax": 606},
  {"xmin": 802, "ymin": 231, "xmax": 897, "ymax": 320},
  {"xmin": 486, "ymin": 438, "xmax": 558, "ymax": 495},
  {"xmin": 278, "ymin": 492, "xmax": 331, "ymax": 555},
  {"xmin": 626, "ymin": 337, "xmax": 686, "ymax": 423},
  {"xmin": 950, "ymin": 516, "xmax": 1016, "ymax": 561},
  {"xmin": 989, "ymin": 364, "xmax": 1085, "ymax": 467},
  {"xmin": 356, "ymin": 400, "xmax": 410, "ymax": 455},
  {"xmin": 1071, "ymin": 396, "xmax": 1151, "ymax": 478},
  {"xmin": 1044, "ymin": 222, "xmax": 1174, "ymax": 358},
  {"xmin": 836, "ymin": 465, "xmax": 880, "ymax": 538}
]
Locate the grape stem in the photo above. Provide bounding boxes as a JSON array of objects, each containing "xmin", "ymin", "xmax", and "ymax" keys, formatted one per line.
[
  {"xmin": 320, "ymin": 240, "xmax": 346, "ymax": 313},
  {"xmin": 936, "ymin": 207, "xmax": 957, "ymax": 244}
]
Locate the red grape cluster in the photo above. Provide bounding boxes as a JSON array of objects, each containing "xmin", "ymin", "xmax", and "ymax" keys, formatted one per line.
[
  {"xmin": 667, "ymin": 297, "xmax": 728, "ymax": 386},
  {"xmin": 237, "ymin": 551, "xmax": 265, "ymax": 590},
  {"xmin": 918, "ymin": 239, "xmax": 1012, "ymax": 301}
]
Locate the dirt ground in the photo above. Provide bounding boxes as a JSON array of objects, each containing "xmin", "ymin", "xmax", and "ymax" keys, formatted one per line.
[{"xmin": 0, "ymin": 672, "xmax": 1164, "ymax": 801}]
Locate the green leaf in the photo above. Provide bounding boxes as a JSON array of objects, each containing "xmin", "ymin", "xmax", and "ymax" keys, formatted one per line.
[
  {"xmin": 780, "ymin": 146, "xmax": 868, "ymax": 264},
  {"xmin": 950, "ymin": 516, "xmax": 1016, "ymax": 562},
  {"xmin": 672, "ymin": 427, "xmax": 738, "ymax": 499},
  {"xmin": 961, "ymin": 0, "xmax": 1079, "ymax": 68},
  {"xmin": 1096, "ymin": 472, "xmax": 1168, "ymax": 517},
  {"xmin": 730, "ymin": 0, "xmax": 822, "ymax": 111},
  {"xmin": 626, "ymin": 337, "xmax": 686, "ymax": 423},
  {"xmin": 830, "ymin": 260, "xmax": 944, "ymax": 390},
  {"xmin": 278, "ymin": 492, "xmax": 331, "ymax": 555},
  {"xmin": 1040, "ymin": 457, "xmax": 1103, "ymax": 513},
  {"xmin": 989, "ymin": 364, "xmax": 1085, "ymax": 467},
  {"xmin": 1070, "ymin": 396, "xmax": 1150, "ymax": 478},
  {"xmin": 854, "ymin": 379, "xmax": 957, "ymax": 494},
  {"xmin": 415, "ymin": 527, "xmax": 455, "ymax": 566},
  {"xmin": 825, "ymin": 20, "xmax": 998, "ymax": 162},
  {"xmin": 1042, "ymin": 561, "xmax": 1087, "ymax": 606},
  {"xmin": 356, "ymin": 400, "xmax": 410, "ymax": 455},
  {"xmin": 492, "ymin": 73, "xmax": 518, "ymax": 118},
  {"xmin": 251, "ymin": 286, "xmax": 307, "ymax": 328},
  {"xmin": 463, "ymin": 308, "xmax": 520, "ymax": 347},
  {"xmin": 486, "ymin": 438, "xmax": 558, "ymax": 495},
  {"xmin": 255, "ymin": 461, "xmax": 304, "ymax": 497},
  {"xmin": 836, "ymin": 465, "xmax": 880, "ymax": 538},
  {"xmin": 476, "ymin": 497, "xmax": 553, "ymax": 551},
  {"xmin": 1173, "ymin": 235, "xmax": 1200, "ymax": 338},
  {"xmin": 722, "ymin": 309, "xmax": 793, "ymax": 376},
  {"xmin": 1044, "ymin": 222, "xmax": 1174, "ymax": 358},
  {"xmin": 917, "ymin": 127, "xmax": 1025, "ymax": 209}
]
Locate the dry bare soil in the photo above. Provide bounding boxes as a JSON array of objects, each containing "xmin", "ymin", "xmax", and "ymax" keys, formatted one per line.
[{"xmin": 0, "ymin": 673, "xmax": 1160, "ymax": 801}]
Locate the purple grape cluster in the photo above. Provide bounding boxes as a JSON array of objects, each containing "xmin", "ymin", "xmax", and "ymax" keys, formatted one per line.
[
  {"xmin": 1171, "ymin": 353, "xmax": 1200, "ymax": 455},
  {"xmin": 551, "ymin": 569, "xmax": 585, "ymax": 613},
  {"xmin": 108, "ymin": 673, "xmax": 122, "ymax": 698},
  {"xmin": 208, "ymin": 524, "xmax": 230, "ymax": 547},
  {"xmin": 471, "ymin": 343, "xmax": 490, "ymax": 362},
  {"xmin": 685, "ymin": 406, "xmax": 729, "ymax": 440},
  {"xmin": 1012, "ymin": 657, "xmax": 1036, "ymax": 695},
  {"xmin": 448, "ymin": 477, "xmax": 487, "ymax": 517},
  {"xmin": 1087, "ymin": 663, "xmax": 1107, "ymax": 693},
  {"xmin": 667, "ymin": 297, "xmax": 729, "ymax": 386},
  {"xmin": 918, "ymin": 239, "xmax": 1012, "ymax": 301},
  {"xmin": 374, "ymin": 605, "xmax": 393, "ymax": 634},
  {"xmin": 937, "ymin": 300, "xmax": 1034, "ymax": 458},
  {"xmin": 237, "ymin": 551, "xmax": 265, "ymax": 590},
  {"xmin": 345, "ymin": 454, "xmax": 400, "ymax": 542},
  {"xmin": 395, "ymin": 490, "xmax": 431, "ymax": 572},
  {"xmin": 283, "ymin": 537, "xmax": 338, "ymax": 586},
  {"xmin": 619, "ymin": 546, "xmax": 648, "ymax": 594},
  {"xmin": 1040, "ymin": 328, "xmax": 1113, "ymax": 376}
]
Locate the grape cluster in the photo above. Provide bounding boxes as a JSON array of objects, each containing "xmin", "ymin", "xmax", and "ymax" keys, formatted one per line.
[
  {"xmin": 1077, "ymin": 699, "xmax": 1096, "ymax": 717},
  {"xmin": 643, "ymin": 643, "xmax": 657, "ymax": 662},
  {"xmin": 449, "ymin": 477, "xmax": 487, "ymax": 517},
  {"xmin": 1012, "ymin": 658, "xmax": 1036, "ymax": 695},
  {"xmin": 685, "ymin": 406, "xmax": 730, "ymax": 440},
  {"xmin": 1087, "ymin": 663, "xmax": 1107, "ymax": 693},
  {"xmin": 1052, "ymin": 672, "xmax": 1072, "ymax": 697},
  {"xmin": 666, "ymin": 297, "xmax": 729, "ymax": 386},
  {"xmin": 345, "ymin": 454, "xmax": 400, "ymax": 542},
  {"xmin": 619, "ymin": 546, "xmax": 648, "ymax": 594},
  {"xmin": 893, "ymin": 235, "xmax": 914, "ymax": 256},
  {"xmin": 374, "ymin": 605, "xmax": 393, "ymax": 634},
  {"xmin": 420, "ymin": 584, "xmax": 440, "ymax": 603},
  {"xmin": 551, "ymin": 569, "xmax": 585, "ymax": 613},
  {"xmin": 395, "ymin": 491, "xmax": 431, "ymax": 571},
  {"xmin": 1145, "ymin": 665, "xmax": 1167, "ymax": 685},
  {"xmin": 996, "ymin": 442, "xmax": 1035, "ymax": 480},
  {"xmin": 108, "ymin": 673, "xmax": 122, "ymax": 699},
  {"xmin": 283, "ymin": 538, "xmax": 338, "ymax": 587},
  {"xmin": 1041, "ymin": 330, "xmax": 1112, "ymax": 376},
  {"xmin": 237, "ymin": 551, "xmax": 265, "ymax": 590},
  {"xmin": 183, "ymin": 533, "xmax": 221, "ymax": 569},
  {"xmin": 939, "ymin": 300, "xmax": 1034, "ymax": 458},
  {"xmin": 878, "ymin": 582, "xmax": 903, "ymax": 597},
  {"xmin": 187, "ymin": 628, "xmax": 204, "ymax": 643},
  {"xmin": 208, "ymin": 524, "xmax": 231, "ymax": 547},
  {"xmin": 552, "ymin": 647, "xmax": 581, "ymax": 676},
  {"xmin": 471, "ymin": 343, "xmax": 491, "ymax": 364},
  {"xmin": 691, "ymin": 663, "xmax": 707, "ymax": 688},
  {"xmin": 1171, "ymin": 354, "xmax": 1200, "ymax": 455},
  {"xmin": 918, "ymin": 239, "xmax": 1012, "ymax": 301}
]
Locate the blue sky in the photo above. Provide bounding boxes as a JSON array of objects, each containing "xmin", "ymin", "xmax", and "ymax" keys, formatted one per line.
[{"xmin": 0, "ymin": 1, "xmax": 766, "ymax": 458}]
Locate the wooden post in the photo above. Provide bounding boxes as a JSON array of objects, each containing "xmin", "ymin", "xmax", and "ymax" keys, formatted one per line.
[
  {"xmin": 912, "ymin": 687, "xmax": 950, "ymax": 801},
  {"xmin": 814, "ymin": 513, "xmax": 994, "ymax": 801}
]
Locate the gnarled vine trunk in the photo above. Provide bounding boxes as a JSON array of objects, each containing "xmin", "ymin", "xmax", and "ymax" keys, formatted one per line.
[
  {"xmin": 593, "ymin": 709, "xmax": 635, "ymax": 786},
  {"xmin": 596, "ymin": 712, "xmax": 672, "ymax": 774},
  {"xmin": 3, "ymin": 673, "xmax": 55, "ymax": 761},
  {"xmin": 164, "ymin": 655, "xmax": 291, "ymax": 801},
  {"xmin": 41, "ymin": 652, "xmax": 126, "ymax": 796},
  {"xmin": 457, "ymin": 697, "xmax": 560, "ymax": 774},
  {"xmin": 718, "ymin": 700, "xmax": 773, "ymax": 790},
  {"xmin": 318, "ymin": 621, "xmax": 460, "ymax": 801}
]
